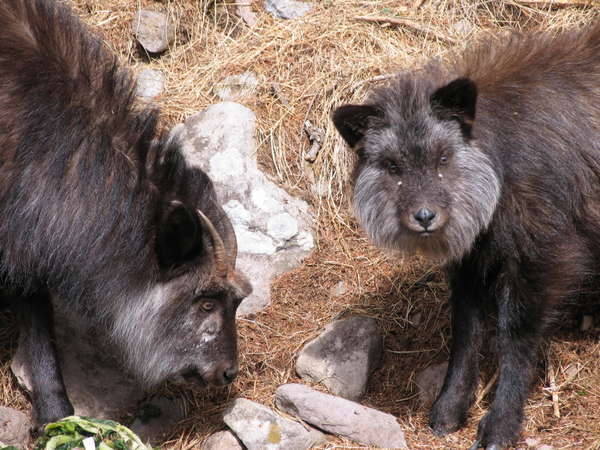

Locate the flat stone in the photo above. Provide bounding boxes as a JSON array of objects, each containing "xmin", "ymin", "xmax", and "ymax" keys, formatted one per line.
[
  {"xmin": 223, "ymin": 398, "xmax": 325, "ymax": 450},
  {"xmin": 11, "ymin": 312, "xmax": 145, "ymax": 421},
  {"xmin": 415, "ymin": 362, "xmax": 448, "ymax": 408},
  {"xmin": 275, "ymin": 384, "xmax": 407, "ymax": 448},
  {"xmin": 133, "ymin": 10, "xmax": 175, "ymax": 54},
  {"xmin": 214, "ymin": 72, "xmax": 259, "ymax": 102},
  {"xmin": 175, "ymin": 102, "xmax": 315, "ymax": 316},
  {"xmin": 0, "ymin": 407, "xmax": 31, "ymax": 447},
  {"xmin": 296, "ymin": 316, "xmax": 382, "ymax": 400},
  {"xmin": 130, "ymin": 396, "xmax": 186, "ymax": 445},
  {"xmin": 136, "ymin": 69, "xmax": 165, "ymax": 100},
  {"xmin": 265, "ymin": 0, "xmax": 313, "ymax": 19},
  {"xmin": 202, "ymin": 430, "xmax": 244, "ymax": 450}
]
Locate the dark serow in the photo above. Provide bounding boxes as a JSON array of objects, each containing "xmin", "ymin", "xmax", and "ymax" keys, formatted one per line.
[
  {"xmin": 333, "ymin": 24, "xmax": 599, "ymax": 449},
  {"xmin": 0, "ymin": 0, "xmax": 251, "ymax": 428}
]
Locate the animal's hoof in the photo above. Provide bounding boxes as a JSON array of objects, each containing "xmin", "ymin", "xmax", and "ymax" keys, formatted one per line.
[{"xmin": 467, "ymin": 441, "xmax": 505, "ymax": 450}]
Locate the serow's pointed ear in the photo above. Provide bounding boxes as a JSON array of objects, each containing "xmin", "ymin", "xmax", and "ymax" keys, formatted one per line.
[
  {"xmin": 430, "ymin": 77, "xmax": 477, "ymax": 138},
  {"xmin": 332, "ymin": 104, "xmax": 384, "ymax": 148},
  {"xmin": 156, "ymin": 201, "xmax": 203, "ymax": 269}
]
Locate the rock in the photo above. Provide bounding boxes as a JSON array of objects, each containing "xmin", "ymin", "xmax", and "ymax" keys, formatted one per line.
[
  {"xmin": 11, "ymin": 310, "xmax": 145, "ymax": 420},
  {"xmin": 214, "ymin": 72, "xmax": 259, "ymax": 102},
  {"xmin": 202, "ymin": 430, "xmax": 244, "ymax": 450},
  {"xmin": 133, "ymin": 10, "xmax": 175, "ymax": 54},
  {"xmin": 329, "ymin": 281, "xmax": 347, "ymax": 297},
  {"xmin": 296, "ymin": 316, "xmax": 382, "ymax": 400},
  {"xmin": 415, "ymin": 362, "xmax": 448, "ymax": 408},
  {"xmin": 130, "ymin": 396, "xmax": 186, "ymax": 445},
  {"xmin": 223, "ymin": 398, "xmax": 325, "ymax": 450},
  {"xmin": 265, "ymin": 0, "xmax": 312, "ymax": 19},
  {"xmin": 0, "ymin": 407, "xmax": 31, "ymax": 447},
  {"xmin": 275, "ymin": 384, "xmax": 407, "ymax": 449},
  {"xmin": 174, "ymin": 102, "xmax": 315, "ymax": 317},
  {"xmin": 136, "ymin": 69, "xmax": 165, "ymax": 100},
  {"xmin": 452, "ymin": 19, "xmax": 474, "ymax": 36}
]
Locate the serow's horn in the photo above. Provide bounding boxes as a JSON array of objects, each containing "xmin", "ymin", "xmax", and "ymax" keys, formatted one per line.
[{"xmin": 197, "ymin": 209, "xmax": 228, "ymax": 279}]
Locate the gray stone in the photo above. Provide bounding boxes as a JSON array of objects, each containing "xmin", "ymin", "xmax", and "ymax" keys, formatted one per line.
[
  {"xmin": 296, "ymin": 316, "xmax": 382, "ymax": 400},
  {"xmin": 415, "ymin": 362, "xmax": 448, "ymax": 408},
  {"xmin": 265, "ymin": 0, "xmax": 313, "ymax": 19},
  {"xmin": 11, "ymin": 309, "xmax": 145, "ymax": 420},
  {"xmin": 452, "ymin": 19, "xmax": 474, "ymax": 36},
  {"xmin": 174, "ymin": 102, "xmax": 315, "ymax": 316},
  {"xmin": 133, "ymin": 10, "xmax": 175, "ymax": 54},
  {"xmin": 214, "ymin": 72, "xmax": 259, "ymax": 102},
  {"xmin": 329, "ymin": 281, "xmax": 347, "ymax": 297},
  {"xmin": 136, "ymin": 69, "xmax": 165, "ymax": 100},
  {"xmin": 202, "ymin": 430, "xmax": 244, "ymax": 450},
  {"xmin": 130, "ymin": 396, "xmax": 186, "ymax": 445},
  {"xmin": 275, "ymin": 384, "xmax": 407, "ymax": 449},
  {"xmin": 0, "ymin": 406, "xmax": 31, "ymax": 447},
  {"xmin": 223, "ymin": 398, "xmax": 325, "ymax": 450}
]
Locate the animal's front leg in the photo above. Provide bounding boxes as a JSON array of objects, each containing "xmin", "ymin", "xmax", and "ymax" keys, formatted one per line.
[
  {"xmin": 429, "ymin": 272, "xmax": 485, "ymax": 435},
  {"xmin": 472, "ymin": 284, "xmax": 543, "ymax": 449},
  {"xmin": 14, "ymin": 291, "xmax": 74, "ymax": 431}
]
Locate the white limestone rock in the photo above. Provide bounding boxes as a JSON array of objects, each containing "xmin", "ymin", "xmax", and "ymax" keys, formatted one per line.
[{"xmin": 175, "ymin": 102, "xmax": 315, "ymax": 316}]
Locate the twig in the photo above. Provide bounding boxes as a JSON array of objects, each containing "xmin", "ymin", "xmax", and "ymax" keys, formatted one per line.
[
  {"xmin": 412, "ymin": 0, "xmax": 427, "ymax": 9},
  {"xmin": 303, "ymin": 120, "xmax": 325, "ymax": 163},
  {"xmin": 351, "ymin": 73, "xmax": 395, "ymax": 92},
  {"xmin": 512, "ymin": 0, "xmax": 594, "ymax": 8},
  {"xmin": 475, "ymin": 369, "xmax": 499, "ymax": 406},
  {"xmin": 354, "ymin": 16, "xmax": 458, "ymax": 45},
  {"xmin": 547, "ymin": 360, "xmax": 561, "ymax": 418}
]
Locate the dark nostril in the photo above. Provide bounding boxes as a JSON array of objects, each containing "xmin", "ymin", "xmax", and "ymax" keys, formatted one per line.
[
  {"xmin": 223, "ymin": 366, "xmax": 238, "ymax": 383},
  {"xmin": 414, "ymin": 208, "xmax": 436, "ymax": 228}
]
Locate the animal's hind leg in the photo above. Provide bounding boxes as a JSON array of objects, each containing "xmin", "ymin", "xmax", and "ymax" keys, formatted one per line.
[{"xmin": 14, "ymin": 291, "xmax": 73, "ymax": 430}]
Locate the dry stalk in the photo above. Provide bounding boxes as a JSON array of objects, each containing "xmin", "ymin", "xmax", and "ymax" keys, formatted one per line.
[
  {"xmin": 354, "ymin": 15, "xmax": 458, "ymax": 45},
  {"xmin": 512, "ymin": 0, "xmax": 595, "ymax": 9},
  {"xmin": 350, "ymin": 73, "xmax": 396, "ymax": 92},
  {"xmin": 546, "ymin": 359, "xmax": 561, "ymax": 418},
  {"xmin": 475, "ymin": 369, "xmax": 499, "ymax": 407}
]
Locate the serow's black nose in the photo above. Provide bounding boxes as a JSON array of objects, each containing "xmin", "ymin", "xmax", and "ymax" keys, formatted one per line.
[
  {"xmin": 414, "ymin": 208, "xmax": 437, "ymax": 229},
  {"xmin": 223, "ymin": 366, "xmax": 239, "ymax": 384}
]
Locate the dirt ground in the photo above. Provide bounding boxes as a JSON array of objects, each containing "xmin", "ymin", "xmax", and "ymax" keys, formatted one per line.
[{"xmin": 1, "ymin": 0, "xmax": 599, "ymax": 449}]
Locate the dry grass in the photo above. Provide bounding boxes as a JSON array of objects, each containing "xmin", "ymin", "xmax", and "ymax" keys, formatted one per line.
[{"xmin": 2, "ymin": 0, "xmax": 600, "ymax": 449}]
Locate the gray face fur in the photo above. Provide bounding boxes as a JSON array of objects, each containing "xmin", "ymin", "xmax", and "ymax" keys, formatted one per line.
[
  {"xmin": 111, "ymin": 265, "xmax": 251, "ymax": 388},
  {"xmin": 335, "ymin": 76, "xmax": 501, "ymax": 263}
]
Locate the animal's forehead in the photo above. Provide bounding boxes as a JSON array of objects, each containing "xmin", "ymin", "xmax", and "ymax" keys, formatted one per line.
[{"xmin": 364, "ymin": 118, "xmax": 451, "ymax": 160}]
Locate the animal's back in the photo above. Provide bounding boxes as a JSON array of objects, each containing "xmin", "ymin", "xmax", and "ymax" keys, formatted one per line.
[
  {"xmin": 453, "ymin": 25, "xmax": 600, "ymax": 254},
  {"xmin": 0, "ymin": 0, "xmax": 158, "ymax": 299},
  {"xmin": 456, "ymin": 24, "xmax": 600, "ymax": 165}
]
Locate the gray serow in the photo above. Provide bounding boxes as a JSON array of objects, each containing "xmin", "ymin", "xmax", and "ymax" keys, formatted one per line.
[
  {"xmin": 0, "ymin": 0, "xmax": 251, "ymax": 428},
  {"xmin": 333, "ymin": 24, "xmax": 599, "ymax": 449}
]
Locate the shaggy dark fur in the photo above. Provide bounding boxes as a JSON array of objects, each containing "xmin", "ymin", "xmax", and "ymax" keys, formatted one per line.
[
  {"xmin": 0, "ymin": 0, "xmax": 251, "ymax": 428},
  {"xmin": 334, "ymin": 24, "xmax": 600, "ymax": 448}
]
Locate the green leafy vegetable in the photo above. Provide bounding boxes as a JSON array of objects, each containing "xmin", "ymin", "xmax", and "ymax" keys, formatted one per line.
[{"xmin": 34, "ymin": 416, "xmax": 153, "ymax": 450}]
